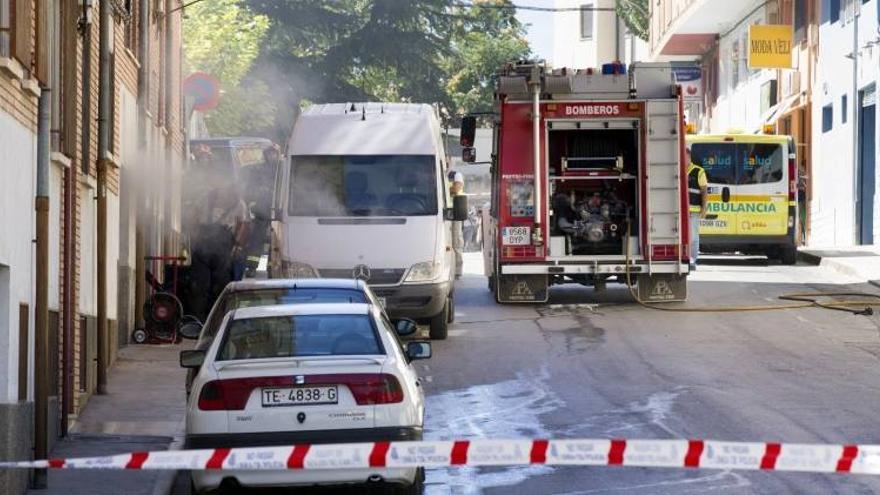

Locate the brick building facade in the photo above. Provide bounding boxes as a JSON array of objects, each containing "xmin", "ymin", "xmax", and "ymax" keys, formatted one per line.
[{"xmin": 0, "ymin": 1, "xmax": 186, "ymax": 493}]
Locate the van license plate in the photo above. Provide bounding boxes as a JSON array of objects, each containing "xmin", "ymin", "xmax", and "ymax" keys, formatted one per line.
[
  {"xmin": 502, "ymin": 226, "xmax": 531, "ymax": 245},
  {"xmin": 261, "ymin": 386, "xmax": 338, "ymax": 407}
]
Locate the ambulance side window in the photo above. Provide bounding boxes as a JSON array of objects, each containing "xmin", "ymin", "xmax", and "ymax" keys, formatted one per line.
[{"xmin": 691, "ymin": 143, "xmax": 736, "ymax": 185}]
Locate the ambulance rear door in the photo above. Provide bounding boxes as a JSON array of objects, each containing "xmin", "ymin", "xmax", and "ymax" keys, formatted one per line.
[
  {"xmin": 733, "ymin": 138, "xmax": 788, "ymax": 236},
  {"xmin": 690, "ymin": 140, "xmax": 737, "ymax": 235}
]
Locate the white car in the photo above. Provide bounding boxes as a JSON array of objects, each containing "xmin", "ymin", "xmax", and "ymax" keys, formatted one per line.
[{"xmin": 180, "ymin": 303, "xmax": 431, "ymax": 494}]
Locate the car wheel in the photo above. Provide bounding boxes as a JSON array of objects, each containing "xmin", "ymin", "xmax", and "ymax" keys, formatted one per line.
[
  {"xmin": 429, "ymin": 301, "xmax": 449, "ymax": 340},
  {"xmin": 447, "ymin": 294, "xmax": 455, "ymax": 323},
  {"xmin": 780, "ymin": 245, "xmax": 797, "ymax": 265}
]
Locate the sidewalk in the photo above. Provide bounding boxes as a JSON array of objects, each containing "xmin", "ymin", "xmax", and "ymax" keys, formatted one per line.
[
  {"xmin": 29, "ymin": 343, "xmax": 190, "ymax": 495},
  {"xmin": 799, "ymin": 245, "xmax": 880, "ymax": 285}
]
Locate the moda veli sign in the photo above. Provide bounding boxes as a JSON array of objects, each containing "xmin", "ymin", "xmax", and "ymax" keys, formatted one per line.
[{"xmin": 748, "ymin": 24, "xmax": 793, "ymax": 69}]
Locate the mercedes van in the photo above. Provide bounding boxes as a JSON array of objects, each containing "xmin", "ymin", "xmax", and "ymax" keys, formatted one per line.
[
  {"xmin": 271, "ymin": 103, "xmax": 467, "ymax": 339},
  {"xmin": 687, "ymin": 133, "xmax": 798, "ymax": 264}
]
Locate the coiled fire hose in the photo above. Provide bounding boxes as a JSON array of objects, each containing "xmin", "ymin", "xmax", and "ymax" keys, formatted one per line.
[{"xmin": 622, "ymin": 222, "xmax": 880, "ymax": 315}]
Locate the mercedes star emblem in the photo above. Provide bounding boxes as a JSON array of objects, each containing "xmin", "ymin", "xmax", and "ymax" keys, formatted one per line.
[{"xmin": 353, "ymin": 264, "xmax": 371, "ymax": 281}]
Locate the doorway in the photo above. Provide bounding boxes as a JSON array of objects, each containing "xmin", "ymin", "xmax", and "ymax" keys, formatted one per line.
[{"xmin": 857, "ymin": 85, "xmax": 877, "ymax": 245}]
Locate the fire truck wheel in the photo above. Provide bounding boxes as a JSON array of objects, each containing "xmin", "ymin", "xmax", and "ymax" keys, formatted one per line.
[
  {"xmin": 132, "ymin": 329, "xmax": 148, "ymax": 345},
  {"xmin": 429, "ymin": 302, "xmax": 449, "ymax": 340}
]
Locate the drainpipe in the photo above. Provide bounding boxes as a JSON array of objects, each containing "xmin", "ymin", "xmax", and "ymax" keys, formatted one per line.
[
  {"xmin": 852, "ymin": 8, "xmax": 860, "ymax": 244},
  {"xmin": 96, "ymin": 0, "xmax": 110, "ymax": 395},
  {"xmin": 33, "ymin": 87, "xmax": 51, "ymax": 489}
]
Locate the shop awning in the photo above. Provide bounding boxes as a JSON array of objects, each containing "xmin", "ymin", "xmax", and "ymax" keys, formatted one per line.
[{"xmin": 761, "ymin": 93, "xmax": 801, "ymax": 128}]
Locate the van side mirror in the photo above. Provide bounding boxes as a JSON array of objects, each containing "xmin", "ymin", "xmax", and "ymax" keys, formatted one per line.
[
  {"xmin": 392, "ymin": 318, "xmax": 419, "ymax": 337},
  {"xmin": 460, "ymin": 116, "xmax": 476, "ymax": 147},
  {"xmin": 452, "ymin": 194, "xmax": 468, "ymax": 221}
]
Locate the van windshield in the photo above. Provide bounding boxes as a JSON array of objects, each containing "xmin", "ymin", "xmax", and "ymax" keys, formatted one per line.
[
  {"xmin": 691, "ymin": 142, "xmax": 784, "ymax": 185},
  {"xmin": 288, "ymin": 155, "xmax": 438, "ymax": 217}
]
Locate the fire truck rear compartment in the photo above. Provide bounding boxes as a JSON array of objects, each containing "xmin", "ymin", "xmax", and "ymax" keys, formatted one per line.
[{"xmin": 547, "ymin": 125, "xmax": 640, "ymax": 257}]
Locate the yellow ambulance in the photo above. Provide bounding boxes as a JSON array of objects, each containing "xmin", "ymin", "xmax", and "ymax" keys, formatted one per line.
[{"xmin": 686, "ymin": 133, "xmax": 798, "ymax": 264}]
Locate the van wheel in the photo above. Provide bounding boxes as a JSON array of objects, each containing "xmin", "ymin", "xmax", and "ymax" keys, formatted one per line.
[
  {"xmin": 780, "ymin": 246, "xmax": 797, "ymax": 265},
  {"xmin": 429, "ymin": 301, "xmax": 449, "ymax": 340}
]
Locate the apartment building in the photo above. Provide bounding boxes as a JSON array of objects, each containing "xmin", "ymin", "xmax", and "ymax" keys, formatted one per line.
[
  {"xmin": 0, "ymin": 1, "xmax": 185, "ymax": 493},
  {"xmin": 649, "ymin": 0, "xmax": 819, "ymax": 242},
  {"xmin": 812, "ymin": 0, "xmax": 879, "ymax": 245},
  {"xmin": 553, "ymin": 0, "xmax": 648, "ymax": 68}
]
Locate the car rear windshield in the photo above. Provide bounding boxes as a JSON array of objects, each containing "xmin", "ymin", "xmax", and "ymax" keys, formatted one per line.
[
  {"xmin": 217, "ymin": 314, "xmax": 383, "ymax": 360},
  {"xmin": 288, "ymin": 155, "xmax": 438, "ymax": 217},
  {"xmin": 691, "ymin": 142, "xmax": 784, "ymax": 185},
  {"xmin": 204, "ymin": 288, "xmax": 369, "ymax": 339}
]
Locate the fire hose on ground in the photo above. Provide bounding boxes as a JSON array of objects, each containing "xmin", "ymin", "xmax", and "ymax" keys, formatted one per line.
[{"xmin": 623, "ymin": 223, "xmax": 880, "ymax": 315}]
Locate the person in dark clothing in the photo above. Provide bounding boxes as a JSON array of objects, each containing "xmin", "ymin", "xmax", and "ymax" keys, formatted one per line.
[{"xmin": 240, "ymin": 145, "xmax": 281, "ymax": 275}]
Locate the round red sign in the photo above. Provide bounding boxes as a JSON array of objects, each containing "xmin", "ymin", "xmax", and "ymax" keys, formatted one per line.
[{"xmin": 182, "ymin": 72, "xmax": 220, "ymax": 111}]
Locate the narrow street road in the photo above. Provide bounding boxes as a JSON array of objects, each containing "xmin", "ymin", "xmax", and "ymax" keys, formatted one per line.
[{"xmin": 418, "ymin": 254, "xmax": 880, "ymax": 494}]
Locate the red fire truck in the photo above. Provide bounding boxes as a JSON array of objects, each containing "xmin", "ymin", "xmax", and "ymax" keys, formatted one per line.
[{"xmin": 466, "ymin": 62, "xmax": 690, "ymax": 303}]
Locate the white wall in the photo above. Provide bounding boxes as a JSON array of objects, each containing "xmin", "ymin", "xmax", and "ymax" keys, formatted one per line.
[
  {"xmin": 811, "ymin": 0, "xmax": 880, "ymax": 246},
  {"xmin": 0, "ymin": 111, "xmax": 36, "ymax": 402},
  {"xmin": 705, "ymin": 7, "xmax": 776, "ymax": 133},
  {"xmin": 48, "ymin": 162, "xmax": 62, "ymax": 311},
  {"xmin": 78, "ymin": 181, "xmax": 96, "ymax": 316},
  {"xmin": 553, "ymin": 0, "xmax": 627, "ymax": 68}
]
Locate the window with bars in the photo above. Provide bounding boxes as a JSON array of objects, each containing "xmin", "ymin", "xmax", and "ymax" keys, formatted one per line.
[{"xmin": 0, "ymin": 0, "xmax": 10, "ymax": 57}]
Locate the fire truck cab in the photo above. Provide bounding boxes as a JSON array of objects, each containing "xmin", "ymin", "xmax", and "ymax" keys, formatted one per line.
[{"xmin": 477, "ymin": 62, "xmax": 690, "ymax": 304}]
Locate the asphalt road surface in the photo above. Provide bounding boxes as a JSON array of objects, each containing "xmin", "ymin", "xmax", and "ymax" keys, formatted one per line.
[
  {"xmin": 179, "ymin": 253, "xmax": 880, "ymax": 494},
  {"xmin": 417, "ymin": 254, "xmax": 880, "ymax": 494}
]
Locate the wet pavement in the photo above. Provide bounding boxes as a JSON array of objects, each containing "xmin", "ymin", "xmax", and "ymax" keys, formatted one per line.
[{"xmin": 415, "ymin": 254, "xmax": 880, "ymax": 494}]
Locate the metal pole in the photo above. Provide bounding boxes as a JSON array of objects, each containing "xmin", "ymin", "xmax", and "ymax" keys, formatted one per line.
[
  {"xmin": 96, "ymin": 0, "xmax": 110, "ymax": 395},
  {"xmin": 530, "ymin": 67, "xmax": 542, "ymax": 231},
  {"xmin": 33, "ymin": 87, "xmax": 51, "ymax": 489},
  {"xmin": 852, "ymin": 7, "xmax": 859, "ymax": 244}
]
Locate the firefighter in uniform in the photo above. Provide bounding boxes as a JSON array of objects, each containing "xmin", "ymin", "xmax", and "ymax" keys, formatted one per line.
[
  {"xmin": 448, "ymin": 170, "xmax": 465, "ymax": 279},
  {"xmin": 686, "ymin": 147, "xmax": 708, "ymax": 270}
]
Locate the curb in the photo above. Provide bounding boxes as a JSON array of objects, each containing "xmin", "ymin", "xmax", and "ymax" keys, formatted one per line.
[{"xmin": 796, "ymin": 250, "xmax": 822, "ymax": 265}]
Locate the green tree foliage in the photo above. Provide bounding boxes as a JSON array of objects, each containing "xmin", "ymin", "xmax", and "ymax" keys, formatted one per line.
[
  {"xmin": 615, "ymin": 0, "xmax": 649, "ymax": 41},
  {"xmin": 240, "ymin": 0, "xmax": 531, "ymax": 137},
  {"xmin": 183, "ymin": 0, "xmax": 271, "ymax": 135},
  {"xmin": 443, "ymin": 0, "xmax": 530, "ymax": 116}
]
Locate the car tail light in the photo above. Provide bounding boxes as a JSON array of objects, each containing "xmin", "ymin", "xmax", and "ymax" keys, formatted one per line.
[
  {"xmin": 343, "ymin": 375, "xmax": 403, "ymax": 405},
  {"xmin": 788, "ymin": 154, "xmax": 797, "ymax": 202},
  {"xmin": 196, "ymin": 374, "xmax": 404, "ymax": 411},
  {"xmin": 651, "ymin": 244, "xmax": 679, "ymax": 261}
]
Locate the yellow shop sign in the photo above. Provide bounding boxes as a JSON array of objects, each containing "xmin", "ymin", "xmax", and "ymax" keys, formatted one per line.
[{"xmin": 748, "ymin": 25, "xmax": 793, "ymax": 69}]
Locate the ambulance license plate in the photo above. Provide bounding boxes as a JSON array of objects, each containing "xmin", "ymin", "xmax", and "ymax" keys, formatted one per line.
[{"xmin": 502, "ymin": 226, "xmax": 531, "ymax": 245}]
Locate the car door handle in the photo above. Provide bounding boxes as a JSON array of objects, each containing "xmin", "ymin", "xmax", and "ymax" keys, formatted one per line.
[{"xmin": 721, "ymin": 187, "xmax": 731, "ymax": 203}]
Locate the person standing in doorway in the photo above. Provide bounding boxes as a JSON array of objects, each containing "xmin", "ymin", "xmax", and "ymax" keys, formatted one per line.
[
  {"xmin": 448, "ymin": 169, "xmax": 465, "ymax": 279},
  {"xmin": 686, "ymin": 148, "xmax": 708, "ymax": 270}
]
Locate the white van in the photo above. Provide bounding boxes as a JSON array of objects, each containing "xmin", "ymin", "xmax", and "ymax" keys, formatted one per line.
[{"xmin": 271, "ymin": 103, "xmax": 467, "ymax": 339}]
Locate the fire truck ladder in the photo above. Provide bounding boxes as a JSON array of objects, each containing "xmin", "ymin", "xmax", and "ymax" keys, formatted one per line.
[{"xmin": 645, "ymin": 101, "xmax": 683, "ymax": 276}]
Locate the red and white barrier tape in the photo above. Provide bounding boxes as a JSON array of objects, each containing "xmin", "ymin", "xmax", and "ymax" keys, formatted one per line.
[{"xmin": 2, "ymin": 439, "xmax": 880, "ymax": 475}]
